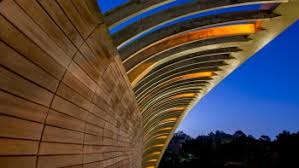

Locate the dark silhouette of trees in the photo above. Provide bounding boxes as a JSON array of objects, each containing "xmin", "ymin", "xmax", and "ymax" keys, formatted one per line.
[
  {"xmin": 233, "ymin": 130, "xmax": 246, "ymax": 138},
  {"xmin": 259, "ymin": 135, "xmax": 271, "ymax": 142},
  {"xmin": 159, "ymin": 130, "xmax": 299, "ymax": 168}
]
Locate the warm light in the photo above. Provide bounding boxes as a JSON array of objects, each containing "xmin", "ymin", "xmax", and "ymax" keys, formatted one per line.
[
  {"xmin": 144, "ymin": 144, "xmax": 164, "ymax": 150},
  {"xmin": 184, "ymin": 23, "xmax": 256, "ymax": 40},
  {"xmin": 174, "ymin": 107, "xmax": 186, "ymax": 111},
  {"xmin": 161, "ymin": 117, "xmax": 178, "ymax": 123},
  {"xmin": 172, "ymin": 93, "xmax": 196, "ymax": 99},
  {"xmin": 176, "ymin": 71, "xmax": 213, "ymax": 80},
  {"xmin": 150, "ymin": 152, "xmax": 161, "ymax": 156},
  {"xmin": 153, "ymin": 144, "xmax": 164, "ymax": 147},
  {"xmin": 156, "ymin": 135, "xmax": 168, "ymax": 140},
  {"xmin": 128, "ymin": 62, "xmax": 154, "ymax": 82},
  {"xmin": 160, "ymin": 127, "xmax": 173, "ymax": 131},
  {"xmin": 162, "ymin": 107, "xmax": 186, "ymax": 113},
  {"xmin": 128, "ymin": 24, "xmax": 256, "ymax": 86},
  {"xmin": 147, "ymin": 159, "xmax": 159, "ymax": 163},
  {"xmin": 157, "ymin": 107, "xmax": 186, "ymax": 113},
  {"xmin": 254, "ymin": 20, "xmax": 263, "ymax": 30},
  {"xmin": 132, "ymin": 23, "xmax": 257, "ymax": 63},
  {"xmin": 145, "ymin": 166, "xmax": 155, "ymax": 168}
]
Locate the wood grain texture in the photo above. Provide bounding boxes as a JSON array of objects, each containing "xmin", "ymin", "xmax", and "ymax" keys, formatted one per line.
[
  {"xmin": 37, "ymin": 0, "xmax": 84, "ymax": 48},
  {"xmin": 0, "ymin": 14, "xmax": 66, "ymax": 79},
  {"xmin": 0, "ymin": 0, "xmax": 143, "ymax": 167}
]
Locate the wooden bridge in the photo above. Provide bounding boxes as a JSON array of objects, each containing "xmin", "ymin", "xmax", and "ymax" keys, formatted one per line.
[{"xmin": 0, "ymin": 0, "xmax": 298, "ymax": 168}]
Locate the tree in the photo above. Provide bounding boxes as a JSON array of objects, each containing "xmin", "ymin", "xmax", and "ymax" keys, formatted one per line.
[
  {"xmin": 233, "ymin": 130, "xmax": 246, "ymax": 138},
  {"xmin": 259, "ymin": 135, "xmax": 271, "ymax": 142},
  {"xmin": 160, "ymin": 130, "xmax": 299, "ymax": 168}
]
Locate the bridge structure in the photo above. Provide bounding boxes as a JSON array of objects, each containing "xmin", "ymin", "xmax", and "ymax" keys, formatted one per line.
[{"xmin": 0, "ymin": 0, "xmax": 298, "ymax": 168}]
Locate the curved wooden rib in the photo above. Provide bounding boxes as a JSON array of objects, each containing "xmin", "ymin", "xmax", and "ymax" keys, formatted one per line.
[
  {"xmin": 130, "ymin": 37, "xmax": 250, "ymax": 88},
  {"xmin": 137, "ymin": 50, "xmax": 236, "ymax": 152},
  {"xmin": 137, "ymin": 81, "xmax": 208, "ymax": 115},
  {"xmin": 126, "ymin": 24, "xmax": 257, "ymax": 87},
  {"xmin": 116, "ymin": 8, "xmax": 279, "ymax": 49},
  {"xmin": 119, "ymin": 10, "xmax": 277, "ymax": 61},
  {"xmin": 126, "ymin": 23, "xmax": 255, "ymax": 63},
  {"xmin": 141, "ymin": 89, "xmax": 200, "ymax": 119},
  {"xmin": 100, "ymin": 1, "xmax": 298, "ymax": 168},
  {"xmin": 135, "ymin": 50, "xmax": 238, "ymax": 98},
  {"xmin": 136, "ymin": 47, "xmax": 240, "ymax": 87},
  {"xmin": 104, "ymin": 0, "xmax": 174, "ymax": 27},
  {"xmin": 136, "ymin": 72, "xmax": 214, "ymax": 104},
  {"xmin": 140, "ymin": 85, "xmax": 203, "ymax": 112},
  {"xmin": 112, "ymin": 0, "xmax": 283, "ymax": 48},
  {"xmin": 144, "ymin": 122, "xmax": 177, "ymax": 139}
]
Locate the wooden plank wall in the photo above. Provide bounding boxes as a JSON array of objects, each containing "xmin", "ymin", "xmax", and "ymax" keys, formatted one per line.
[{"xmin": 0, "ymin": 0, "xmax": 143, "ymax": 168}]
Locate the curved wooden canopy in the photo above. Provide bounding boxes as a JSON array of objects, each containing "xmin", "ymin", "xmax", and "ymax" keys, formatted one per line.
[{"xmin": 100, "ymin": 0, "xmax": 299, "ymax": 167}]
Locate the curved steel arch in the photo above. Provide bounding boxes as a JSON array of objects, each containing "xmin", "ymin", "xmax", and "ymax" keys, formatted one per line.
[
  {"xmin": 141, "ymin": 86, "xmax": 200, "ymax": 107},
  {"xmin": 139, "ymin": 85, "xmax": 203, "ymax": 110},
  {"xmin": 136, "ymin": 77, "xmax": 209, "ymax": 98},
  {"xmin": 117, "ymin": 9, "xmax": 277, "ymax": 51},
  {"xmin": 145, "ymin": 114, "xmax": 188, "ymax": 139},
  {"xmin": 140, "ymin": 78, "xmax": 206, "ymax": 96},
  {"xmin": 141, "ymin": 46, "xmax": 241, "ymax": 77},
  {"xmin": 123, "ymin": 23, "xmax": 257, "ymax": 71},
  {"xmin": 143, "ymin": 108, "xmax": 185, "ymax": 127},
  {"xmin": 144, "ymin": 122, "xmax": 177, "ymax": 138},
  {"xmin": 112, "ymin": 0, "xmax": 282, "ymax": 48},
  {"xmin": 104, "ymin": 0, "xmax": 173, "ymax": 27},
  {"xmin": 142, "ymin": 98, "xmax": 193, "ymax": 118},
  {"xmin": 134, "ymin": 54, "xmax": 233, "ymax": 93},
  {"xmin": 136, "ymin": 77, "xmax": 211, "ymax": 98},
  {"xmin": 137, "ymin": 72, "xmax": 216, "ymax": 101},
  {"xmin": 139, "ymin": 78, "xmax": 206, "ymax": 99},
  {"xmin": 134, "ymin": 35, "xmax": 250, "ymax": 67},
  {"xmin": 131, "ymin": 35, "xmax": 250, "ymax": 72},
  {"xmin": 143, "ymin": 114, "xmax": 187, "ymax": 138},
  {"xmin": 143, "ymin": 146, "xmax": 168, "ymax": 159},
  {"xmin": 129, "ymin": 37, "xmax": 251, "ymax": 86},
  {"xmin": 143, "ymin": 114, "xmax": 182, "ymax": 135},
  {"xmin": 141, "ymin": 91, "xmax": 199, "ymax": 120},
  {"xmin": 143, "ymin": 109, "xmax": 184, "ymax": 130},
  {"xmin": 100, "ymin": 1, "xmax": 298, "ymax": 168},
  {"xmin": 135, "ymin": 66, "xmax": 218, "ymax": 98},
  {"xmin": 137, "ymin": 80, "xmax": 208, "ymax": 108},
  {"xmin": 135, "ymin": 48, "xmax": 237, "ymax": 87}
]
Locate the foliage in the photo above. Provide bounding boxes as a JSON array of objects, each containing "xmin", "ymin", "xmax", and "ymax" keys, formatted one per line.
[{"xmin": 159, "ymin": 130, "xmax": 299, "ymax": 168}]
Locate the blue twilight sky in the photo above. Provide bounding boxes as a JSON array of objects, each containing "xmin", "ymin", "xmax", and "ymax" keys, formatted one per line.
[
  {"xmin": 177, "ymin": 21, "xmax": 299, "ymax": 139},
  {"xmin": 97, "ymin": 1, "xmax": 299, "ymax": 139}
]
